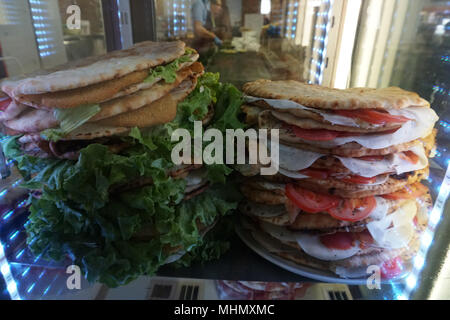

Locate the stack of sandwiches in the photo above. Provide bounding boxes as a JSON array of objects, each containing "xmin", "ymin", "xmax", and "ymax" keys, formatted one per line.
[
  {"xmin": 0, "ymin": 41, "xmax": 242, "ymax": 287},
  {"xmin": 238, "ymin": 79, "xmax": 439, "ymax": 278}
]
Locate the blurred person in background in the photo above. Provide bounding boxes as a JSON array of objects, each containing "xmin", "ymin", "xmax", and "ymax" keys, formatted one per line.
[{"xmin": 191, "ymin": 0, "xmax": 231, "ymax": 63}]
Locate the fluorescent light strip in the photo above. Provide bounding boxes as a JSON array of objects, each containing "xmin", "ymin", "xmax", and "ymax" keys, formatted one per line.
[
  {"xmin": 0, "ymin": 242, "xmax": 21, "ymax": 300},
  {"xmin": 401, "ymin": 162, "xmax": 450, "ymax": 298}
]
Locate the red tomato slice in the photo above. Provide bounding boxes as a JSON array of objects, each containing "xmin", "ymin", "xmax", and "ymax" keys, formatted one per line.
[
  {"xmin": 399, "ymin": 151, "xmax": 420, "ymax": 164},
  {"xmin": 290, "ymin": 126, "xmax": 341, "ymax": 141},
  {"xmin": 0, "ymin": 97, "xmax": 12, "ymax": 111},
  {"xmin": 335, "ymin": 109, "xmax": 411, "ymax": 124},
  {"xmin": 298, "ymin": 168, "xmax": 329, "ymax": 180},
  {"xmin": 328, "ymin": 196, "xmax": 377, "ymax": 222},
  {"xmin": 381, "ymin": 182, "xmax": 427, "ymax": 200},
  {"xmin": 342, "ymin": 175, "xmax": 377, "ymax": 184},
  {"xmin": 356, "ymin": 155, "xmax": 385, "ymax": 161},
  {"xmin": 285, "ymin": 184, "xmax": 340, "ymax": 214},
  {"xmin": 380, "ymin": 257, "xmax": 404, "ymax": 279},
  {"xmin": 319, "ymin": 232, "xmax": 354, "ymax": 250}
]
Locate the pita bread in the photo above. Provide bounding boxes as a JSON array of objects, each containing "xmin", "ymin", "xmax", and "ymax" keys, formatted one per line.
[
  {"xmin": 271, "ymin": 110, "xmax": 400, "ymax": 133},
  {"xmin": 15, "ymin": 54, "xmax": 199, "ymax": 110},
  {"xmin": 248, "ymin": 100, "xmax": 401, "ymax": 131},
  {"xmin": 260, "ymin": 111, "xmax": 437, "ymax": 157},
  {"xmin": 262, "ymin": 167, "xmax": 429, "ymax": 198},
  {"xmin": 89, "ymin": 62, "xmax": 203, "ymax": 122},
  {"xmin": 243, "ymin": 79, "xmax": 430, "ymax": 110},
  {"xmin": 3, "ymin": 41, "xmax": 186, "ymax": 96},
  {"xmin": 62, "ymin": 123, "xmax": 130, "ymax": 141},
  {"xmin": 95, "ymin": 76, "xmax": 198, "ymax": 128}
]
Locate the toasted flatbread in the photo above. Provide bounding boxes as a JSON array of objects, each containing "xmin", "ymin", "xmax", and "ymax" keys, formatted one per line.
[
  {"xmin": 243, "ymin": 79, "xmax": 430, "ymax": 110},
  {"xmin": 271, "ymin": 110, "xmax": 400, "ymax": 133},
  {"xmin": 3, "ymin": 41, "xmax": 187, "ymax": 96},
  {"xmin": 89, "ymin": 62, "xmax": 203, "ymax": 122},
  {"xmin": 15, "ymin": 55, "xmax": 199, "ymax": 110},
  {"xmin": 248, "ymin": 100, "xmax": 401, "ymax": 132},
  {"xmin": 285, "ymin": 167, "xmax": 429, "ymax": 198},
  {"xmin": 62, "ymin": 123, "xmax": 130, "ymax": 141},
  {"xmin": 261, "ymin": 167, "xmax": 428, "ymax": 198},
  {"xmin": 260, "ymin": 111, "xmax": 437, "ymax": 157},
  {"xmin": 96, "ymin": 76, "xmax": 198, "ymax": 128}
]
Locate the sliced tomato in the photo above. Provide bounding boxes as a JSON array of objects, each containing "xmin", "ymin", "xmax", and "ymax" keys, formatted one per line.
[
  {"xmin": 380, "ymin": 257, "xmax": 404, "ymax": 279},
  {"xmin": 328, "ymin": 196, "xmax": 377, "ymax": 222},
  {"xmin": 335, "ymin": 109, "xmax": 411, "ymax": 125},
  {"xmin": 290, "ymin": 126, "xmax": 341, "ymax": 141},
  {"xmin": 357, "ymin": 155, "xmax": 385, "ymax": 161},
  {"xmin": 298, "ymin": 168, "xmax": 330, "ymax": 180},
  {"xmin": 381, "ymin": 182, "xmax": 428, "ymax": 200},
  {"xmin": 319, "ymin": 232, "xmax": 354, "ymax": 250},
  {"xmin": 285, "ymin": 184, "xmax": 340, "ymax": 214},
  {"xmin": 399, "ymin": 151, "xmax": 420, "ymax": 164},
  {"xmin": 342, "ymin": 175, "xmax": 377, "ymax": 184},
  {"xmin": 0, "ymin": 97, "xmax": 11, "ymax": 111}
]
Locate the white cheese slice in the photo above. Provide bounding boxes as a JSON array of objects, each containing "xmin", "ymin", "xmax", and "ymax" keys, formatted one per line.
[
  {"xmin": 370, "ymin": 197, "xmax": 390, "ymax": 221},
  {"xmin": 337, "ymin": 145, "xmax": 428, "ymax": 177},
  {"xmin": 272, "ymin": 142, "xmax": 324, "ymax": 171},
  {"xmin": 295, "ymin": 233, "xmax": 361, "ymax": 261},
  {"xmin": 276, "ymin": 143, "xmax": 427, "ymax": 178},
  {"xmin": 260, "ymin": 221, "xmax": 361, "ymax": 261},
  {"xmin": 367, "ymin": 200, "xmax": 416, "ymax": 249}
]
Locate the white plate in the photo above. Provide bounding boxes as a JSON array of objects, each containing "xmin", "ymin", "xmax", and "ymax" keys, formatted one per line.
[{"xmin": 235, "ymin": 223, "xmax": 410, "ymax": 285}]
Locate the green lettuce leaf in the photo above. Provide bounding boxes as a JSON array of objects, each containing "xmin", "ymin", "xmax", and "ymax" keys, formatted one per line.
[
  {"xmin": 1, "ymin": 72, "xmax": 246, "ymax": 288},
  {"xmin": 144, "ymin": 50, "xmax": 194, "ymax": 84},
  {"xmin": 41, "ymin": 104, "xmax": 101, "ymax": 141}
]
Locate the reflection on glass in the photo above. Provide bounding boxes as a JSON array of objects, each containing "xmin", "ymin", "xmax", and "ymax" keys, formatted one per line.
[
  {"xmin": 0, "ymin": 0, "xmax": 107, "ymax": 79},
  {"xmin": 155, "ymin": 0, "xmax": 318, "ymax": 89}
]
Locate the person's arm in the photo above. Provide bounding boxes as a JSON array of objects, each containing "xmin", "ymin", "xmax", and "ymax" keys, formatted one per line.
[{"xmin": 194, "ymin": 20, "xmax": 216, "ymax": 40}]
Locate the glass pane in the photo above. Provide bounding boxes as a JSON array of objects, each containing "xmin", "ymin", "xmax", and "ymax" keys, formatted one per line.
[
  {"xmin": 350, "ymin": 0, "xmax": 449, "ymax": 168},
  {"xmin": 0, "ymin": 0, "xmax": 107, "ymax": 79},
  {"xmin": 154, "ymin": 0, "xmax": 335, "ymax": 89}
]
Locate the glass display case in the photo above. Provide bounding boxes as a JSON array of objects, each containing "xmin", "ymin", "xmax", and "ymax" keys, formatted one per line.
[{"xmin": 0, "ymin": 0, "xmax": 448, "ymax": 300}]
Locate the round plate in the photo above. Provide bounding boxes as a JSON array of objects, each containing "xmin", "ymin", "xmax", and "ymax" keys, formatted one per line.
[{"xmin": 235, "ymin": 223, "xmax": 410, "ymax": 285}]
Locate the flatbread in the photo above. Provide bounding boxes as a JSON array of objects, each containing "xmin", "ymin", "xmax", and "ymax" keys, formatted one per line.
[
  {"xmin": 15, "ymin": 54, "xmax": 199, "ymax": 110},
  {"xmin": 271, "ymin": 110, "xmax": 400, "ymax": 133},
  {"xmin": 260, "ymin": 111, "xmax": 437, "ymax": 157},
  {"xmin": 96, "ymin": 76, "xmax": 198, "ymax": 128},
  {"xmin": 89, "ymin": 62, "xmax": 203, "ymax": 122},
  {"xmin": 263, "ymin": 167, "xmax": 429, "ymax": 198},
  {"xmin": 243, "ymin": 79, "xmax": 430, "ymax": 110},
  {"xmin": 62, "ymin": 123, "xmax": 130, "ymax": 141},
  {"xmin": 3, "ymin": 41, "xmax": 187, "ymax": 96},
  {"xmin": 248, "ymin": 100, "xmax": 401, "ymax": 132}
]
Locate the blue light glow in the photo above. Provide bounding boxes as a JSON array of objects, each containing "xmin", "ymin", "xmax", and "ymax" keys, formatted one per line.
[
  {"xmin": 27, "ymin": 283, "xmax": 35, "ymax": 293},
  {"xmin": 9, "ymin": 230, "xmax": 19, "ymax": 241}
]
